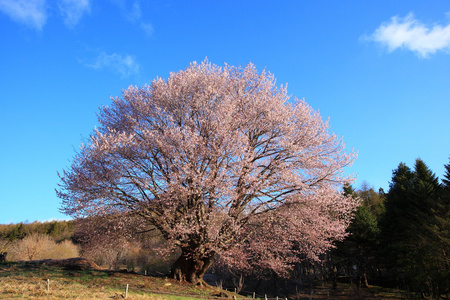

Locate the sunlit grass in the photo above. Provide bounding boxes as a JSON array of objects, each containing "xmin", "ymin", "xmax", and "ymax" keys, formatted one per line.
[
  {"xmin": 0, "ymin": 262, "xmax": 413, "ymax": 299},
  {"xmin": 0, "ymin": 262, "xmax": 227, "ymax": 299}
]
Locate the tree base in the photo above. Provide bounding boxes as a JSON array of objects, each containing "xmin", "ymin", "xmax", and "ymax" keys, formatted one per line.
[{"xmin": 170, "ymin": 250, "xmax": 215, "ymax": 285}]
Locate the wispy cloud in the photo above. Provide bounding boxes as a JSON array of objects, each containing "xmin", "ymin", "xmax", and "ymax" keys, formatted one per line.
[
  {"xmin": 140, "ymin": 22, "xmax": 154, "ymax": 36},
  {"xmin": 0, "ymin": 0, "xmax": 47, "ymax": 30},
  {"xmin": 58, "ymin": 0, "xmax": 91, "ymax": 28},
  {"xmin": 367, "ymin": 13, "xmax": 450, "ymax": 58},
  {"xmin": 112, "ymin": 0, "xmax": 154, "ymax": 37},
  {"xmin": 126, "ymin": 1, "xmax": 142, "ymax": 21},
  {"xmin": 39, "ymin": 217, "xmax": 73, "ymax": 223},
  {"xmin": 86, "ymin": 52, "xmax": 140, "ymax": 77}
]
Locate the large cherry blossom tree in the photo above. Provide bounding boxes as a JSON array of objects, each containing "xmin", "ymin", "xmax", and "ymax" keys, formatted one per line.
[{"xmin": 58, "ymin": 60, "xmax": 358, "ymax": 284}]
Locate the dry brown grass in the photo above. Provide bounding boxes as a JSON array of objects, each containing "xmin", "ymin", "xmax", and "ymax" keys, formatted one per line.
[
  {"xmin": 0, "ymin": 262, "xmax": 232, "ymax": 300},
  {"xmin": 0, "ymin": 261, "xmax": 413, "ymax": 299},
  {"xmin": 1, "ymin": 276, "xmax": 121, "ymax": 299}
]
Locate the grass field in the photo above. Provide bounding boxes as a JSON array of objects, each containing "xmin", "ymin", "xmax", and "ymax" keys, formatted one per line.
[
  {"xmin": 0, "ymin": 261, "xmax": 414, "ymax": 299},
  {"xmin": 0, "ymin": 261, "xmax": 230, "ymax": 299}
]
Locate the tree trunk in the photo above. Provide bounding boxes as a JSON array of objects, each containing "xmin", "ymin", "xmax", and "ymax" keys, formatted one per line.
[
  {"xmin": 362, "ymin": 272, "xmax": 369, "ymax": 288},
  {"xmin": 171, "ymin": 249, "xmax": 216, "ymax": 285}
]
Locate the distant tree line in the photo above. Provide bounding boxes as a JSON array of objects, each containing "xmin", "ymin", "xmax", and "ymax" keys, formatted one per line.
[
  {"xmin": 0, "ymin": 220, "xmax": 78, "ymax": 261},
  {"xmin": 0, "ymin": 220, "xmax": 75, "ymax": 243}
]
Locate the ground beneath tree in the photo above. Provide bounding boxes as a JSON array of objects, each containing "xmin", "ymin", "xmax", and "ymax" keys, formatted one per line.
[
  {"xmin": 288, "ymin": 282, "xmax": 413, "ymax": 299},
  {"xmin": 0, "ymin": 259, "xmax": 236, "ymax": 299},
  {"xmin": 19, "ymin": 257, "xmax": 103, "ymax": 270},
  {"xmin": 0, "ymin": 259, "xmax": 412, "ymax": 299}
]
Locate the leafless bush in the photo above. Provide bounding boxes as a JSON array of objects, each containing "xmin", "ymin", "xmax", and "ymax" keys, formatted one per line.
[
  {"xmin": 8, "ymin": 233, "xmax": 79, "ymax": 261},
  {"xmin": 0, "ymin": 238, "xmax": 10, "ymax": 252},
  {"xmin": 136, "ymin": 247, "xmax": 179, "ymax": 275},
  {"xmin": 74, "ymin": 215, "xmax": 177, "ymax": 272},
  {"xmin": 47, "ymin": 239, "xmax": 80, "ymax": 259},
  {"xmin": 9, "ymin": 233, "xmax": 55, "ymax": 260},
  {"xmin": 81, "ymin": 240, "xmax": 133, "ymax": 270}
]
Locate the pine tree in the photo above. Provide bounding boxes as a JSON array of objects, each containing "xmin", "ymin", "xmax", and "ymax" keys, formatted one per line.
[
  {"xmin": 380, "ymin": 159, "xmax": 446, "ymax": 298},
  {"xmin": 407, "ymin": 159, "xmax": 441, "ymax": 296},
  {"xmin": 442, "ymin": 160, "xmax": 450, "ymax": 189},
  {"xmin": 7, "ymin": 223, "xmax": 26, "ymax": 242},
  {"xmin": 428, "ymin": 159, "xmax": 450, "ymax": 296},
  {"xmin": 380, "ymin": 163, "xmax": 414, "ymax": 275}
]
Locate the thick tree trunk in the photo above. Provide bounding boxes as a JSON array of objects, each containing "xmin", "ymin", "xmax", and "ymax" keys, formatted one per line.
[{"xmin": 170, "ymin": 249, "xmax": 216, "ymax": 285}]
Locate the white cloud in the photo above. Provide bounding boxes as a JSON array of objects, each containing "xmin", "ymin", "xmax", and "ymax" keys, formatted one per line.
[
  {"xmin": 86, "ymin": 52, "xmax": 140, "ymax": 77},
  {"xmin": 58, "ymin": 0, "xmax": 91, "ymax": 28},
  {"xmin": 111, "ymin": 0, "xmax": 154, "ymax": 37},
  {"xmin": 127, "ymin": 1, "xmax": 142, "ymax": 21},
  {"xmin": 39, "ymin": 217, "xmax": 73, "ymax": 223},
  {"xmin": 368, "ymin": 13, "xmax": 450, "ymax": 58},
  {"xmin": 0, "ymin": 0, "xmax": 47, "ymax": 30},
  {"xmin": 140, "ymin": 22, "xmax": 153, "ymax": 36}
]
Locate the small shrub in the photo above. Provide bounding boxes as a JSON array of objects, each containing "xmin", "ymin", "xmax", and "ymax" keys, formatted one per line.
[
  {"xmin": 48, "ymin": 239, "xmax": 80, "ymax": 259},
  {"xmin": 9, "ymin": 233, "xmax": 55, "ymax": 260},
  {"xmin": 8, "ymin": 233, "xmax": 79, "ymax": 261},
  {"xmin": 82, "ymin": 242, "xmax": 131, "ymax": 270}
]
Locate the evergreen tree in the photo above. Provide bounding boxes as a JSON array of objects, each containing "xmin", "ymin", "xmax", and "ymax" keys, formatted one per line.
[
  {"xmin": 380, "ymin": 159, "xmax": 445, "ymax": 298},
  {"xmin": 428, "ymin": 159, "xmax": 450, "ymax": 296},
  {"xmin": 343, "ymin": 183, "xmax": 357, "ymax": 198},
  {"xmin": 442, "ymin": 160, "xmax": 450, "ymax": 189},
  {"xmin": 6, "ymin": 223, "xmax": 26, "ymax": 242},
  {"xmin": 407, "ymin": 159, "xmax": 441, "ymax": 296},
  {"xmin": 379, "ymin": 162, "xmax": 414, "ymax": 278}
]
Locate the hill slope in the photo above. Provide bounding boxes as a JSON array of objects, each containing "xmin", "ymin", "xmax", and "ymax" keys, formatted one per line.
[{"xmin": 0, "ymin": 260, "xmax": 232, "ymax": 299}]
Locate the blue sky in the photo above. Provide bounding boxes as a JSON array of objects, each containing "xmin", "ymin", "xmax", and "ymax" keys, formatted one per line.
[{"xmin": 1, "ymin": 0, "xmax": 449, "ymax": 224}]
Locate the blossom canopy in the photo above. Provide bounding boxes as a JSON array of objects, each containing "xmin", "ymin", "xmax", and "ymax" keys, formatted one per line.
[{"xmin": 58, "ymin": 60, "xmax": 358, "ymax": 284}]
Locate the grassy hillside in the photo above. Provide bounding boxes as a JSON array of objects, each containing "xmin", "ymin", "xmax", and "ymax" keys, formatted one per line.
[
  {"xmin": 0, "ymin": 220, "xmax": 415, "ymax": 299},
  {"xmin": 0, "ymin": 261, "xmax": 231, "ymax": 299},
  {"xmin": 0, "ymin": 260, "xmax": 413, "ymax": 300}
]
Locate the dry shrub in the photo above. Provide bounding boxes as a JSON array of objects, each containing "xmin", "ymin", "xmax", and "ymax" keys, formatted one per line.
[
  {"xmin": 80, "ymin": 239, "xmax": 177, "ymax": 273},
  {"xmin": 47, "ymin": 239, "xmax": 80, "ymax": 259},
  {"xmin": 73, "ymin": 216, "xmax": 178, "ymax": 273},
  {"xmin": 137, "ymin": 247, "xmax": 179, "ymax": 275},
  {"xmin": 9, "ymin": 233, "xmax": 55, "ymax": 260},
  {"xmin": 81, "ymin": 239, "xmax": 132, "ymax": 270},
  {"xmin": 0, "ymin": 238, "xmax": 9, "ymax": 249},
  {"xmin": 8, "ymin": 233, "xmax": 79, "ymax": 261}
]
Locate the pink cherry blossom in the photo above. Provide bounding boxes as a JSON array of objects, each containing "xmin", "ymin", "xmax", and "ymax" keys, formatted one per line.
[{"xmin": 57, "ymin": 59, "xmax": 358, "ymax": 284}]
